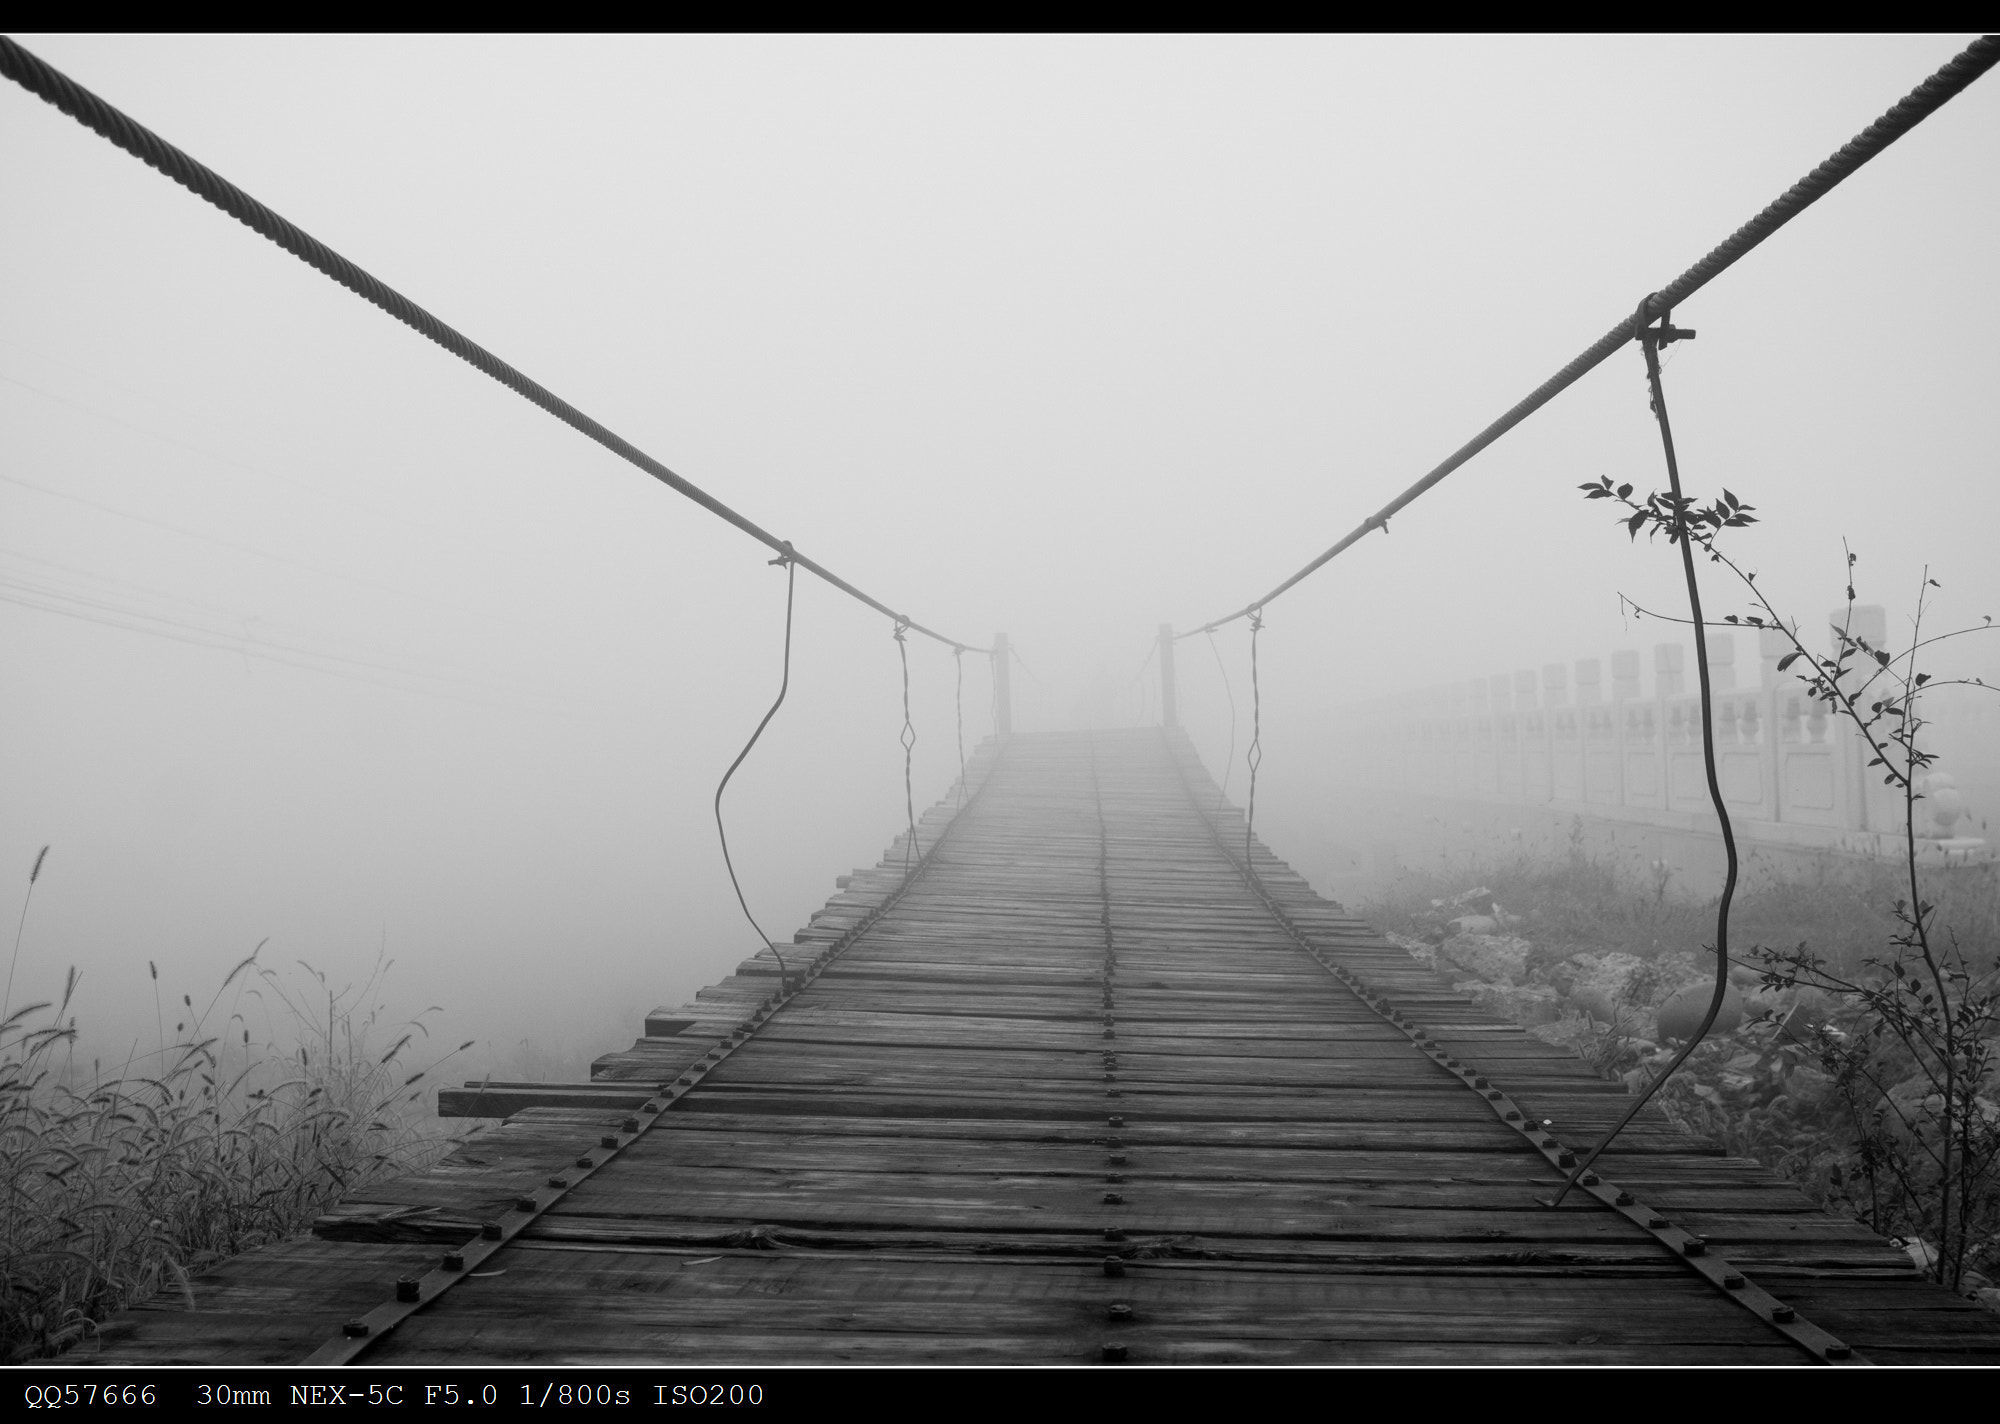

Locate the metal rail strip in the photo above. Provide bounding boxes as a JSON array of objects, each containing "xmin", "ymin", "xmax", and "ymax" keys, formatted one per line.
[
  {"xmin": 1156, "ymin": 729, "xmax": 1868, "ymax": 1366},
  {"xmin": 301, "ymin": 742, "xmax": 1011, "ymax": 1365},
  {"xmin": 1086, "ymin": 738, "xmax": 1136, "ymax": 1362}
]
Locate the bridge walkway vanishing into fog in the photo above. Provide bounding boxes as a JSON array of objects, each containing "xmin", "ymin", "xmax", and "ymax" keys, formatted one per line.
[{"xmin": 77, "ymin": 730, "xmax": 2000, "ymax": 1366}]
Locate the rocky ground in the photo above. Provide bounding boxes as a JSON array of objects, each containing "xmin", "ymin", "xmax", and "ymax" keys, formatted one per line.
[{"xmin": 1385, "ymin": 884, "xmax": 2000, "ymax": 1314}]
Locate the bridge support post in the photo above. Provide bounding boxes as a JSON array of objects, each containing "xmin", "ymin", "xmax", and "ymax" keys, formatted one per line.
[
  {"xmin": 1158, "ymin": 624, "xmax": 1178, "ymax": 729},
  {"xmin": 992, "ymin": 633, "xmax": 1013, "ymax": 735}
]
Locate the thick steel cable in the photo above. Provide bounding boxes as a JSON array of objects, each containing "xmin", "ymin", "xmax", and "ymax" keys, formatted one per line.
[
  {"xmin": 713, "ymin": 553, "xmax": 797, "ymax": 982},
  {"xmin": 1178, "ymin": 34, "xmax": 2000, "ymax": 639},
  {"xmin": 1548, "ymin": 304, "xmax": 1740, "ymax": 1207},
  {"xmin": 1244, "ymin": 611, "xmax": 1265, "ymax": 871},
  {"xmin": 0, "ymin": 35, "xmax": 989, "ymax": 657},
  {"xmin": 895, "ymin": 620, "xmax": 921, "ymax": 871}
]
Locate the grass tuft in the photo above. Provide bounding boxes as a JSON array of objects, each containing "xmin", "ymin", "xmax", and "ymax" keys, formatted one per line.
[{"xmin": 0, "ymin": 948, "xmax": 469, "ymax": 1360}]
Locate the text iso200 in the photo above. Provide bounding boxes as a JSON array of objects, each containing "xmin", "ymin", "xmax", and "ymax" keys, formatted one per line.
[{"xmin": 658, "ymin": 1385, "xmax": 764, "ymax": 1406}]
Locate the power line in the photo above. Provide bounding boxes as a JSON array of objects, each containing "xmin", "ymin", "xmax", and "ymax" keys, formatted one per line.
[
  {"xmin": 0, "ymin": 549, "xmax": 544, "ymax": 705},
  {"xmin": 0, "ymin": 578, "xmax": 530, "ymax": 706},
  {"xmin": 0, "ymin": 367, "xmax": 429, "ymax": 538},
  {"xmin": 0, "ymin": 35, "xmax": 990, "ymax": 657},
  {"xmin": 0, "ymin": 471, "xmax": 490, "ymax": 625},
  {"xmin": 1179, "ymin": 33, "xmax": 2000, "ymax": 639}
]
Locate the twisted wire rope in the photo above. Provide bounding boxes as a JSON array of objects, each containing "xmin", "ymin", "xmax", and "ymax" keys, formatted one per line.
[
  {"xmin": 1179, "ymin": 34, "xmax": 2000, "ymax": 638},
  {"xmin": 0, "ymin": 35, "xmax": 987, "ymax": 656}
]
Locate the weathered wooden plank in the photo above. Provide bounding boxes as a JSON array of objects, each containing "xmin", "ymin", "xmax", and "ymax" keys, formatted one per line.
[{"xmin": 356, "ymin": 1250, "xmax": 1808, "ymax": 1365}]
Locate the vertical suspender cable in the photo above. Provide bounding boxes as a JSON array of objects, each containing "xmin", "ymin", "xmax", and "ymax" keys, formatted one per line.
[
  {"xmin": 1245, "ymin": 610, "xmax": 1265, "ymax": 873},
  {"xmin": 1549, "ymin": 304, "xmax": 1738, "ymax": 1205},
  {"xmin": 714, "ymin": 552, "xmax": 798, "ymax": 981},
  {"xmin": 895, "ymin": 620, "xmax": 921, "ymax": 872}
]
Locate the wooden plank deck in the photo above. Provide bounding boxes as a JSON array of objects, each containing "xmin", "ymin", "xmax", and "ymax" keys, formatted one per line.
[{"xmin": 74, "ymin": 729, "xmax": 2000, "ymax": 1366}]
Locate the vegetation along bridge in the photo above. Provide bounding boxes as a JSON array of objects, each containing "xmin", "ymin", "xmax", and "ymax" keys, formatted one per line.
[{"xmin": 78, "ymin": 731, "xmax": 2000, "ymax": 1366}]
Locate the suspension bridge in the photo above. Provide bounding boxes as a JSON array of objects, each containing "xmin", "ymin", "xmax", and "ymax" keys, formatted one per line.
[
  {"xmin": 67, "ymin": 728, "xmax": 1999, "ymax": 1365},
  {"xmin": 8, "ymin": 35, "xmax": 2000, "ymax": 1366}
]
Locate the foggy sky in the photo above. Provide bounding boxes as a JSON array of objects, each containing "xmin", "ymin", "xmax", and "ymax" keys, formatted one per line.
[{"xmin": 4, "ymin": 34, "xmax": 1996, "ymax": 1069}]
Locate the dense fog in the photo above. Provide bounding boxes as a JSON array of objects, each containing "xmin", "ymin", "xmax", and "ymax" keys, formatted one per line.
[{"xmin": 4, "ymin": 34, "xmax": 1995, "ymax": 1080}]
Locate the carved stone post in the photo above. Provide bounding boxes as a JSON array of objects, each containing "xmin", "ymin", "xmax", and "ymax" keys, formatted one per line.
[
  {"xmin": 1610, "ymin": 649, "xmax": 1642, "ymax": 703},
  {"xmin": 1654, "ymin": 643, "xmax": 1685, "ymax": 698},
  {"xmin": 1706, "ymin": 630, "xmax": 1737, "ymax": 693}
]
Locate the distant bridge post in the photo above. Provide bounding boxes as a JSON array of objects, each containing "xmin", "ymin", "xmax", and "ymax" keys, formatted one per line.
[
  {"xmin": 1158, "ymin": 624, "xmax": 1178, "ymax": 729},
  {"xmin": 993, "ymin": 633, "xmax": 1013, "ymax": 735}
]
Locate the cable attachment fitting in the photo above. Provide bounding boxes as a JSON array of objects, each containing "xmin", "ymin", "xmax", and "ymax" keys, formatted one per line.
[
  {"xmin": 892, "ymin": 616, "xmax": 911, "ymax": 643},
  {"xmin": 767, "ymin": 540, "xmax": 796, "ymax": 568},
  {"xmin": 1364, "ymin": 515, "xmax": 1391, "ymax": 535},
  {"xmin": 1633, "ymin": 294, "xmax": 1696, "ymax": 348}
]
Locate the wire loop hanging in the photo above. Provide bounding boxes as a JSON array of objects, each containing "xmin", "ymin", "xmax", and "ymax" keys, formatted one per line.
[
  {"xmin": 1245, "ymin": 609, "xmax": 1266, "ymax": 874},
  {"xmin": 713, "ymin": 546, "xmax": 798, "ymax": 981},
  {"xmin": 894, "ymin": 618, "xmax": 921, "ymax": 873}
]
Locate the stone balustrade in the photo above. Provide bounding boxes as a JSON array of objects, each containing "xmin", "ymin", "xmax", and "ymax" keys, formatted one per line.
[{"xmin": 1338, "ymin": 606, "xmax": 1987, "ymax": 861}]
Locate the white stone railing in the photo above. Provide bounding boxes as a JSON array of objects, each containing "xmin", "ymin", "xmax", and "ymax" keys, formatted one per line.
[{"xmin": 1335, "ymin": 606, "xmax": 1987, "ymax": 860}]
